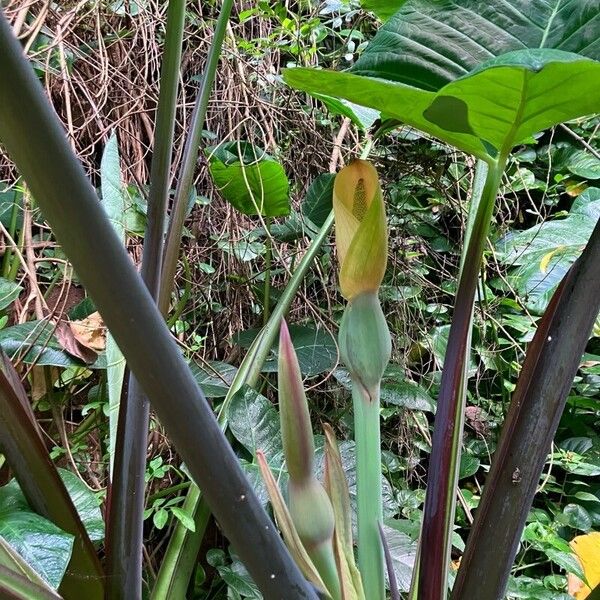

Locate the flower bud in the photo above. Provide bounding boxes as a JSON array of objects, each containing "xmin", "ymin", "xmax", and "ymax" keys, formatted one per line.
[
  {"xmin": 333, "ymin": 160, "xmax": 387, "ymax": 300},
  {"xmin": 338, "ymin": 292, "xmax": 391, "ymax": 394}
]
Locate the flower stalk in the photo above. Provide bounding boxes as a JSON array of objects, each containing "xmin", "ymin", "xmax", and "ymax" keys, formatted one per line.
[{"xmin": 334, "ymin": 160, "xmax": 390, "ymax": 600}]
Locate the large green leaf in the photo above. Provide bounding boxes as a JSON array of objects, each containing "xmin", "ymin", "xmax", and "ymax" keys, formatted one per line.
[
  {"xmin": 286, "ymin": 50, "xmax": 600, "ymax": 161},
  {"xmin": 351, "ymin": 0, "xmax": 600, "ymax": 91},
  {"xmin": 227, "ymin": 385, "xmax": 284, "ymax": 468},
  {"xmin": 99, "ymin": 134, "xmax": 127, "ymax": 479},
  {"xmin": 0, "ymin": 537, "xmax": 62, "ymax": 599},
  {"xmin": 285, "ymin": 0, "xmax": 600, "ymax": 160},
  {"xmin": 360, "ymin": 0, "xmax": 407, "ymax": 22},
  {"xmin": 430, "ymin": 324, "xmax": 477, "ymax": 376},
  {"xmin": 379, "ymin": 522, "xmax": 417, "ymax": 593},
  {"xmin": 0, "ymin": 481, "xmax": 73, "ymax": 589},
  {"xmin": 311, "ymin": 94, "xmax": 380, "ymax": 130},
  {"xmin": 100, "ymin": 132, "xmax": 126, "ymax": 243},
  {"xmin": 189, "ymin": 360, "xmax": 238, "ymax": 398},
  {"xmin": 59, "ymin": 470, "xmax": 104, "ymax": 544},
  {"xmin": 0, "ymin": 185, "xmax": 23, "ymax": 230},
  {"xmin": 302, "ymin": 174, "xmax": 334, "ymax": 229},
  {"xmin": 206, "ymin": 142, "xmax": 290, "ymax": 217}
]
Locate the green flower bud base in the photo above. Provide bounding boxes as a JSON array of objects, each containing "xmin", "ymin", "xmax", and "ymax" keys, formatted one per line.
[{"xmin": 339, "ymin": 292, "xmax": 391, "ymax": 395}]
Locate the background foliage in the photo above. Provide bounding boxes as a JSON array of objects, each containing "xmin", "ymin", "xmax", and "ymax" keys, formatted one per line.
[{"xmin": 0, "ymin": 1, "xmax": 599, "ymax": 598}]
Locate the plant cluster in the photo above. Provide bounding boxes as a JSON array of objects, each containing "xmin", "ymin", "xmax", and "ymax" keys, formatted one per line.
[{"xmin": 0, "ymin": 1, "xmax": 599, "ymax": 600}]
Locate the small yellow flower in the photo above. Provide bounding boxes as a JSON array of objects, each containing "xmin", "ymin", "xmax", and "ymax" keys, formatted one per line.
[{"xmin": 333, "ymin": 160, "xmax": 388, "ymax": 300}]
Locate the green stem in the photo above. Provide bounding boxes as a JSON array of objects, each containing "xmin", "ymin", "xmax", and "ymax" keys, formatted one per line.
[
  {"xmin": 353, "ymin": 381, "xmax": 384, "ymax": 600},
  {"xmin": 159, "ymin": 0, "xmax": 235, "ymax": 314},
  {"xmin": 459, "ymin": 160, "xmax": 488, "ymax": 279},
  {"xmin": 6, "ymin": 212, "xmax": 25, "ymax": 283},
  {"xmin": 2, "ymin": 190, "xmax": 20, "ymax": 279},
  {"xmin": 418, "ymin": 156, "xmax": 506, "ymax": 600},
  {"xmin": 166, "ymin": 255, "xmax": 192, "ymax": 328},
  {"xmin": 151, "ymin": 485, "xmax": 210, "ymax": 600},
  {"xmin": 263, "ymin": 216, "xmax": 272, "ymax": 325},
  {"xmin": 147, "ymin": 481, "xmax": 191, "ymax": 504}
]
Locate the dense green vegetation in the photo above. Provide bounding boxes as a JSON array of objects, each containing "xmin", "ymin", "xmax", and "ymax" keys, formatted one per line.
[{"xmin": 0, "ymin": 1, "xmax": 599, "ymax": 599}]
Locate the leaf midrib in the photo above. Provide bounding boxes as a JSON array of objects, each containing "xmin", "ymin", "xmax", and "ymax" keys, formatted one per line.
[{"xmin": 539, "ymin": 0, "xmax": 563, "ymax": 48}]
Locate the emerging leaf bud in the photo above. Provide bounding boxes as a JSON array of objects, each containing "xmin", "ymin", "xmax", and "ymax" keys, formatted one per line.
[
  {"xmin": 278, "ymin": 319, "xmax": 315, "ymax": 483},
  {"xmin": 277, "ymin": 321, "xmax": 342, "ymax": 599},
  {"xmin": 288, "ymin": 478, "xmax": 340, "ymax": 600},
  {"xmin": 338, "ymin": 292, "xmax": 391, "ymax": 395},
  {"xmin": 333, "ymin": 160, "xmax": 387, "ymax": 300}
]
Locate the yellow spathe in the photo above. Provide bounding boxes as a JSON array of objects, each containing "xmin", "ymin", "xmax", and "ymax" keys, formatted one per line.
[{"xmin": 333, "ymin": 160, "xmax": 387, "ymax": 300}]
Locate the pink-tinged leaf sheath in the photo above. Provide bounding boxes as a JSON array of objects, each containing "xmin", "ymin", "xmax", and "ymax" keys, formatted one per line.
[
  {"xmin": 279, "ymin": 319, "xmax": 315, "ymax": 483},
  {"xmin": 255, "ymin": 451, "xmax": 328, "ymax": 595},
  {"xmin": 278, "ymin": 322, "xmax": 342, "ymax": 599},
  {"xmin": 333, "ymin": 160, "xmax": 387, "ymax": 301}
]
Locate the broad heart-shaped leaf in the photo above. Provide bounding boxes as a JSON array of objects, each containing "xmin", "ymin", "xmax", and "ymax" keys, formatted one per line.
[
  {"xmin": 496, "ymin": 187, "xmax": 600, "ymax": 313},
  {"xmin": 351, "ymin": 0, "xmax": 600, "ymax": 92},
  {"xmin": 0, "ymin": 480, "xmax": 74, "ymax": 589},
  {"xmin": 360, "ymin": 0, "xmax": 407, "ymax": 22},
  {"xmin": 302, "ymin": 173, "xmax": 334, "ymax": 229},
  {"xmin": 206, "ymin": 142, "xmax": 290, "ymax": 217},
  {"xmin": 285, "ymin": 50, "xmax": 600, "ymax": 161},
  {"xmin": 236, "ymin": 324, "xmax": 338, "ymax": 377}
]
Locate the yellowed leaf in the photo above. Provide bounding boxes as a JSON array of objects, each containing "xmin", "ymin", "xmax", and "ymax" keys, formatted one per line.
[
  {"xmin": 56, "ymin": 322, "xmax": 98, "ymax": 364},
  {"xmin": 569, "ymin": 531, "xmax": 600, "ymax": 599},
  {"xmin": 69, "ymin": 311, "xmax": 106, "ymax": 352},
  {"xmin": 30, "ymin": 366, "xmax": 48, "ymax": 402},
  {"xmin": 323, "ymin": 423, "xmax": 365, "ymax": 600}
]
